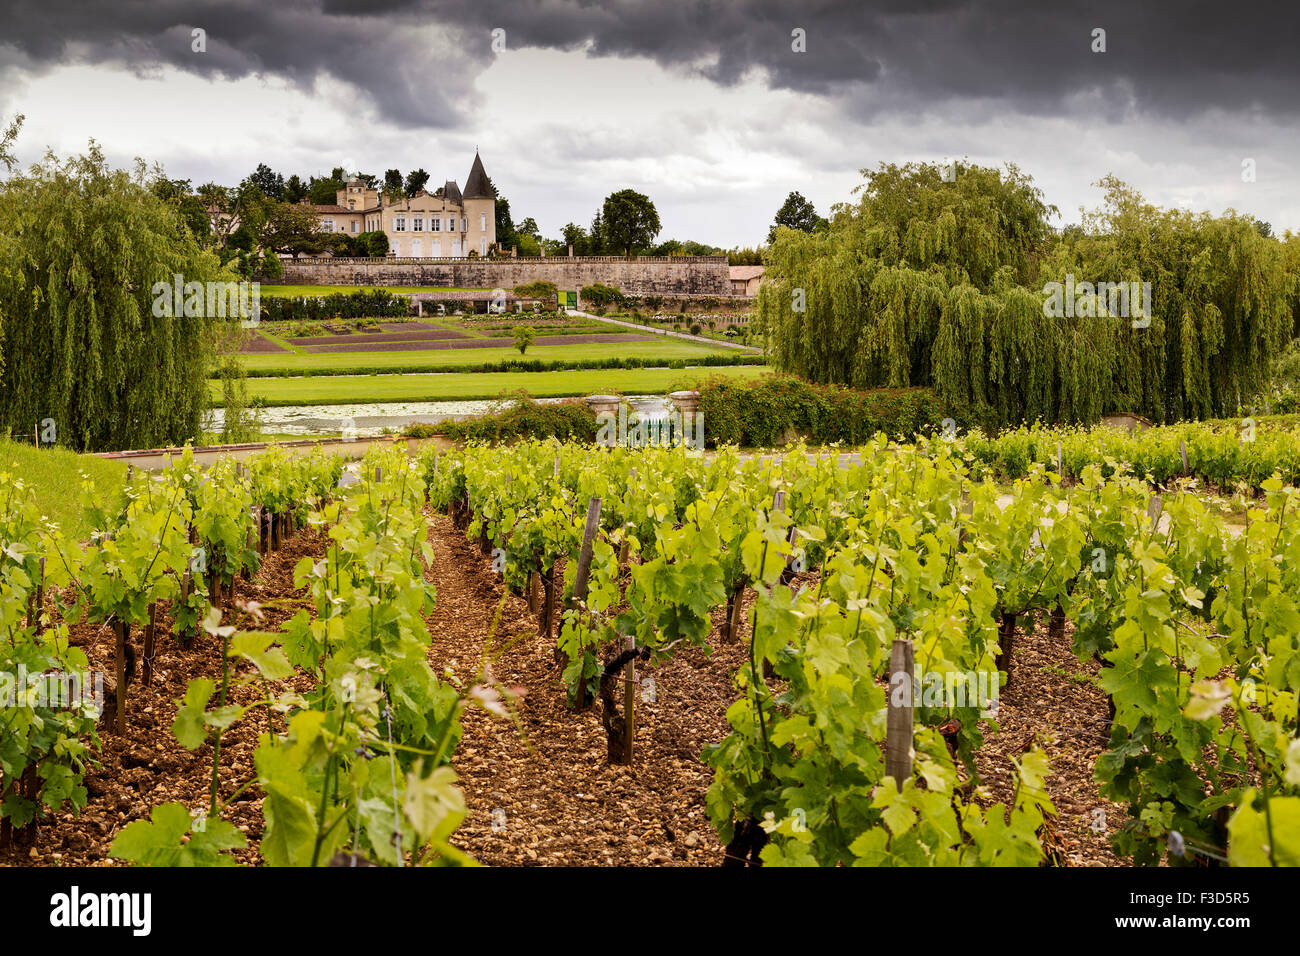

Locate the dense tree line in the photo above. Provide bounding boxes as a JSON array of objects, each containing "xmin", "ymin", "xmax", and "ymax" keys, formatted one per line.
[
  {"xmin": 0, "ymin": 143, "xmax": 226, "ymax": 450},
  {"xmin": 758, "ymin": 161, "xmax": 1297, "ymax": 426}
]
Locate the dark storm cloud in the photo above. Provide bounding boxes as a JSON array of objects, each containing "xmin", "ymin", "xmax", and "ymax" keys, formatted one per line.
[{"xmin": 2, "ymin": 0, "xmax": 1298, "ymax": 126}]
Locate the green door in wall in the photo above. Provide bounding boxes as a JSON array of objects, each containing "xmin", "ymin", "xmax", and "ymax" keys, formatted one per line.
[{"xmin": 563, "ymin": 291, "xmax": 578, "ymax": 309}]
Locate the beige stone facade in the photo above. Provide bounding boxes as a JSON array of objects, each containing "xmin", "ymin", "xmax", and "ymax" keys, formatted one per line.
[
  {"xmin": 310, "ymin": 152, "xmax": 496, "ymax": 257},
  {"xmin": 728, "ymin": 265, "xmax": 765, "ymax": 295}
]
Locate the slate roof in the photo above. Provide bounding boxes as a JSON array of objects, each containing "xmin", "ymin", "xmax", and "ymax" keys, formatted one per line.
[{"xmin": 462, "ymin": 152, "xmax": 495, "ymax": 199}]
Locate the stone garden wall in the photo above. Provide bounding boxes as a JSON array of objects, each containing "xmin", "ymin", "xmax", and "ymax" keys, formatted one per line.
[{"xmin": 279, "ymin": 256, "xmax": 731, "ymax": 296}]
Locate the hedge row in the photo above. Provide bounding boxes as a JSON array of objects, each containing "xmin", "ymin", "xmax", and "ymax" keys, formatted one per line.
[
  {"xmin": 405, "ymin": 397, "xmax": 596, "ymax": 443},
  {"xmin": 258, "ymin": 290, "xmax": 410, "ymax": 322},
  {"xmin": 243, "ymin": 353, "xmax": 767, "ymax": 378},
  {"xmin": 696, "ymin": 375, "xmax": 959, "ymax": 447}
]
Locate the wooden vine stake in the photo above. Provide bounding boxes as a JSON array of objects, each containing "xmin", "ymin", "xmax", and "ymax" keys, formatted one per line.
[
  {"xmin": 1148, "ymin": 495, "xmax": 1163, "ymax": 526},
  {"xmin": 113, "ymin": 617, "xmax": 129, "ymax": 734},
  {"xmin": 570, "ymin": 497, "xmax": 603, "ymax": 609},
  {"xmin": 142, "ymin": 602, "xmax": 158, "ymax": 687},
  {"xmin": 527, "ymin": 571, "xmax": 540, "ymax": 613},
  {"xmin": 180, "ymin": 570, "xmax": 193, "ymax": 646},
  {"xmin": 886, "ymin": 638, "xmax": 915, "ymax": 791},
  {"xmin": 1180, "ymin": 440, "xmax": 1189, "ymax": 477},
  {"xmin": 557, "ymin": 497, "xmax": 602, "ymax": 680},
  {"xmin": 623, "ymin": 634, "xmax": 636, "ymax": 765},
  {"xmin": 27, "ymin": 557, "xmax": 45, "ymax": 632},
  {"xmin": 541, "ymin": 565, "xmax": 557, "ymax": 642}
]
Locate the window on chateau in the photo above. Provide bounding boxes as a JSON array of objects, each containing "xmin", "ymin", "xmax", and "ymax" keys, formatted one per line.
[
  {"xmin": 462, "ymin": 217, "xmax": 468, "ymax": 232},
  {"xmin": 432, "ymin": 217, "xmax": 441, "ymax": 232},
  {"xmin": 395, "ymin": 217, "xmax": 406, "ymax": 231},
  {"xmin": 351, "ymin": 221, "xmax": 359, "ymax": 233},
  {"xmin": 481, "ymin": 213, "xmax": 486, "ymax": 231},
  {"xmin": 321, "ymin": 218, "xmax": 334, "ymax": 232},
  {"xmin": 413, "ymin": 217, "xmax": 423, "ymax": 231}
]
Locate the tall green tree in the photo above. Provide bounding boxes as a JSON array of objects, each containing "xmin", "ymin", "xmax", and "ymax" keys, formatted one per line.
[
  {"xmin": 149, "ymin": 171, "xmax": 210, "ymax": 242},
  {"xmin": 0, "ymin": 145, "xmax": 227, "ymax": 450},
  {"xmin": 561, "ymin": 222, "xmax": 587, "ymax": 254},
  {"xmin": 601, "ymin": 189, "xmax": 660, "ymax": 257},
  {"xmin": 767, "ymin": 191, "xmax": 826, "ymax": 243},
  {"xmin": 484, "ymin": 175, "xmax": 517, "ymax": 250},
  {"xmin": 383, "ymin": 169, "xmax": 404, "ymax": 200},
  {"xmin": 247, "ymin": 163, "xmax": 284, "ymax": 200},
  {"xmin": 759, "ymin": 162, "xmax": 1293, "ymax": 426},
  {"xmin": 283, "ymin": 174, "xmax": 308, "ymax": 204},
  {"xmin": 404, "ymin": 168, "xmax": 431, "ymax": 196},
  {"xmin": 0, "ymin": 113, "xmax": 23, "ymax": 172},
  {"xmin": 307, "ymin": 168, "xmax": 347, "ymax": 205}
]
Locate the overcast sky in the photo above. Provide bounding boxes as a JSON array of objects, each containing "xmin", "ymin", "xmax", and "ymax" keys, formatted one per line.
[{"xmin": 1, "ymin": 0, "xmax": 1297, "ymax": 248}]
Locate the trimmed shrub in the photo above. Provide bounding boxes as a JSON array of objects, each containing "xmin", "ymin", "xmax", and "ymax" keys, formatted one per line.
[
  {"xmin": 696, "ymin": 375, "xmax": 969, "ymax": 447},
  {"xmin": 580, "ymin": 282, "xmax": 624, "ymax": 308},
  {"xmin": 259, "ymin": 288, "xmax": 409, "ymax": 322},
  {"xmin": 406, "ymin": 395, "xmax": 597, "ymax": 443},
  {"xmin": 513, "ymin": 280, "xmax": 558, "ymax": 301}
]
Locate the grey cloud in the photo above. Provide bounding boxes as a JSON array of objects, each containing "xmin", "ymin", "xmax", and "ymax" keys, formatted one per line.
[{"xmin": 2, "ymin": 1, "xmax": 1298, "ymax": 131}]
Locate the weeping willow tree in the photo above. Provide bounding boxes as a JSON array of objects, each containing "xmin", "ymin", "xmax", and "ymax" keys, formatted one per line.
[
  {"xmin": 760, "ymin": 162, "xmax": 1297, "ymax": 427},
  {"xmin": 0, "ymin": 144, "xmax": 230, "ymax": 451},
  {"xmin": 1044, "ymin": 175, "xmax": 1293, "ymax": 422}
]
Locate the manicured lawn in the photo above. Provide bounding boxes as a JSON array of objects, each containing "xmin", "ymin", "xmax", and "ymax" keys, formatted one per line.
[
  {"xmin": 259, "ymin": 285, "xmax": 495, "ymax": 297},
  {"xmin": 242, "ymin": 339, "xmax": 739, "ymax": 373},
  {"xmin": 220, "ymin": 366, "xmax": 767, "ymax": 405},
  {"xmin": 0, "ymin": 440, "xmax": 128, "ymax": 541}
]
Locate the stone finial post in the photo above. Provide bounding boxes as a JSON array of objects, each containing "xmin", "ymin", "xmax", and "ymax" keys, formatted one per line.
[
  {"xmin": 568, "ymin": 244, "xmax": 574, "ymax": 257},
  {"xmin": 585, "ymin": 395, "xmax": 621, "ymax": 448},
  {"xmin": 667, "ymin": 390, "xmax": 700, "ymax": 419}
]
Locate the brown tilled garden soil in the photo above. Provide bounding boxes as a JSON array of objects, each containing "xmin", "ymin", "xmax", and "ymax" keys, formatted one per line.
[
  {"xmin": 300, "ymin": 333, "xmax": 657, "ymax": 353},
  {"xmin": 6, "ymin": 510, "xmax": 1124, "ymax": 867}
]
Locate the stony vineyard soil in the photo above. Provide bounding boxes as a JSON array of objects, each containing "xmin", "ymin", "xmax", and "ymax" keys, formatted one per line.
[
  {"xmin": 0, "ymin": 527, "xmax": 325, "ymax": 867},
  {"xmin": 5, "ymin": 510, "xmax": 1127, "ymax": 867}
]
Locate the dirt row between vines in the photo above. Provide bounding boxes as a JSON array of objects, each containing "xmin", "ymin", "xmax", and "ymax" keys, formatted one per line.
[
  {"xmin": 3, "ymin": 510, "xmax": 1123, "ymax": 867},
  {"xmin": 423, "ymin": 511, "xmax": 1123, "ymax": 867},
  {"xmin": 1, "ymin": 527, "xmax": 326, "ymax": 867}
]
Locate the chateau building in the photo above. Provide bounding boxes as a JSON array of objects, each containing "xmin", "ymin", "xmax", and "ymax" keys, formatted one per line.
[{"xmin": 311, "ymin": 152, "xmax": 497, "ymax": 257}]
